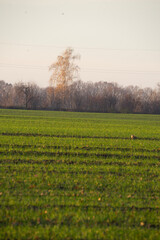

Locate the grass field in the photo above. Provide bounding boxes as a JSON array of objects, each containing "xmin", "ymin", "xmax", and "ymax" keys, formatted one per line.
[{"xmin": 0, "ymin": 109, "xmax": 160, "ymax": 240}]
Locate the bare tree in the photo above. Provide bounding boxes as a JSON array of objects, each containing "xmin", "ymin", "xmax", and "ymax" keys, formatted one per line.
[
  {"xmin": 0, "ymin": 80, "xmax": 13, "ymax": 107},
  {"xmin": 14, "ymin": 82, "xmax": 40, "ymax": 109}
]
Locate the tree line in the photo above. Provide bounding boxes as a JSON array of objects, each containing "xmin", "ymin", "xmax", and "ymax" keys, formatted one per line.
[
  {"xmin": 1, "ymin": 79, "xmax": 160, "ymax": 114},
  {"xmin": 0, "ymin": 48, "xmax": 160, "ymax": 114}
]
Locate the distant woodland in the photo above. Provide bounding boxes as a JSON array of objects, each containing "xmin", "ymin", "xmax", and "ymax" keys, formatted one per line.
[
  {"xmin": 1, "ymin": 80, "xmax": 160, "ymax": 114},
  {"xmin": 1, "ymin": 48, "xmax": 160, "ymax": 114}
]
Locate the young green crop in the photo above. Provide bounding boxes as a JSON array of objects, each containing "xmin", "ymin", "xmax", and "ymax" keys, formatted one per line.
[{"xmin": 0, "ymin": 109, "xmax": 160, "ymax": 239}]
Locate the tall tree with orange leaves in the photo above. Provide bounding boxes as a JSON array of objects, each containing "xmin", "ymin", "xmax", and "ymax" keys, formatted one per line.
[{"xmin": 49, "ymin": 47, "xmax": 80, "ymax": 109}]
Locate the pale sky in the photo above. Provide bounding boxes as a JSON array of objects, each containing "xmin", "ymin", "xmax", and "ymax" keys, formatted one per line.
[{"xmin": 0, "ymin": 0, "xmax": 160, "ymax": 88}]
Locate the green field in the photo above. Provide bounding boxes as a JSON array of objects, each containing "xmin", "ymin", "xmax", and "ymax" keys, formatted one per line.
[{"xmin": 0, "ymin": 109, "xmax": 160, "ymax": 240}]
